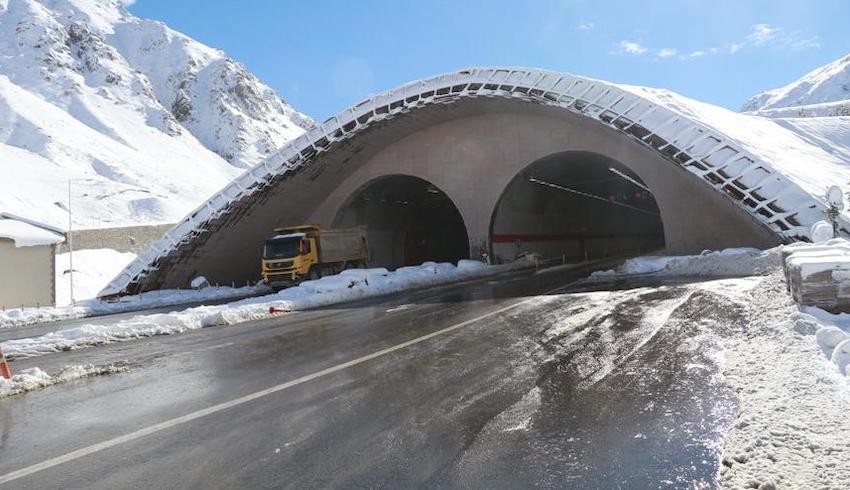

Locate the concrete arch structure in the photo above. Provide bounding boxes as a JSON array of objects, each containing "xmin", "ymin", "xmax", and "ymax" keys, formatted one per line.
[{"xmin": 102, "ymin": 67, "xmax": 839, "ymax": 296}]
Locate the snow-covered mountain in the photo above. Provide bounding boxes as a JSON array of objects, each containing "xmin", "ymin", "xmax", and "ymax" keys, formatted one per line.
[
  {"xmin": 742, "ymin": 53, "xmax": 850, "ymax": 117},
  {"xmin": 0, "ymin": 0, "xmax": 313, "ymax": 229}
]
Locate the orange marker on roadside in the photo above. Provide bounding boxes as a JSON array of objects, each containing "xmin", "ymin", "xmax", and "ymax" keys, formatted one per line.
[{"xmin": 0, "ymin": 345, "xmax": 11, "ymax": 380}]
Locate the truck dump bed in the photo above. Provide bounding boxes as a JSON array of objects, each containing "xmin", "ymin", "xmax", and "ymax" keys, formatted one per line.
[{"xmin": 317, "ymin": 227, "xmax": 368, "ymax": 263}]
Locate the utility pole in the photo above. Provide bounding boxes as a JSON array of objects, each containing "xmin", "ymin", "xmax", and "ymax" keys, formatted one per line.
[{"xmin": 68, "ymin": 180, "xmax": 75, "ymax": 306}]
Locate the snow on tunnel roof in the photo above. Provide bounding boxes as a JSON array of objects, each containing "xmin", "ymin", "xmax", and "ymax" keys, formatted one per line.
[
  {"xmin": 0, "ymin": 215, "xmax": 65, "ymax": 247},
  {"xmin": 619, "ymin": 84, "xmax": 850, "ymax": 214},
  {"xmin": 100, "ymin": 67, "xmax": 850, "ymax": 297}
]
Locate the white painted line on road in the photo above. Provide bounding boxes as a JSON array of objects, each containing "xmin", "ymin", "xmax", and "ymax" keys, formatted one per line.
[{"xmin": 0, "ymin": 282, "xmax": 572, "ymax": 486}]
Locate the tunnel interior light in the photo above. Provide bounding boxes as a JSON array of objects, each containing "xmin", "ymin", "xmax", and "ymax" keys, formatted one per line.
[
  {"xmin": 608, "ymin": 167, "xmax": 653, "ymax": 194},
  {"xmin": 528, "ymin": 177, "xmax": 661, "ymax": 217}
]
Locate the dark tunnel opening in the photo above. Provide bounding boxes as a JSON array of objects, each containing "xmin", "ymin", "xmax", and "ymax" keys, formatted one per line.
[
  {"xmin": 490, "ymin": 151, "xmax": 665, "ymax": 264},
  {"xmin": 332, "ymin": 175, "xmax": 470, "ymax": 269}
]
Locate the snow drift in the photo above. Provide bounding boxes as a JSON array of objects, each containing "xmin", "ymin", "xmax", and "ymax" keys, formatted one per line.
[
  {"xmin": 0, "ymin": 362, "xmax": 128, "ymax": 398},
  {"xmin": 591, "ymin": 248, "xmax": 781, "ymax": 278}
]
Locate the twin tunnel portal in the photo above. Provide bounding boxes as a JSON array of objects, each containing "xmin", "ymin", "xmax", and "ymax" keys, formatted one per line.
[
  {"xmin": 267, "ymin": 104, "xmax": 777, "ymax": 282},
  {"xmin": 333, "ymin": 152, "xmax": 665, "ymax": 269},
  {"xmin": 105, "ymin": 74, "xmax": 788, "ymax": 295}
]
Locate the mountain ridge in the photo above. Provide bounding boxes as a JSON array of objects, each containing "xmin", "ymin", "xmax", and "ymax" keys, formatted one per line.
[
  {"xmin": 0, "ymin": 0, "xmax": 312, "ymax": 229},
  {"xmin": 742, "ymin": 53, "xmax": 850, "ymax": 117}
]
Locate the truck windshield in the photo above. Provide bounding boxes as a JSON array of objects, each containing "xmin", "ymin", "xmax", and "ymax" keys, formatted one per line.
[{"xmin": 263, "ymin": 238, "xmax": 300, "ymax": 259}]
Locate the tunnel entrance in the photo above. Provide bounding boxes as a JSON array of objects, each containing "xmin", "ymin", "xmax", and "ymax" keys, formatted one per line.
[
  {"xmin": 490, "ymin": 152, "xmax": 665, "ymax": 264},
  {"xmin": 333, "ymin": 175, "xmax": 470, "ymax": 269}
]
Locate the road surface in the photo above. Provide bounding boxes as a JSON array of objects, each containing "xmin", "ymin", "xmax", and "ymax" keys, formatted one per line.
[{"xmin": 0, "ymin": 265, "xmax": 741, "ymax": 488}]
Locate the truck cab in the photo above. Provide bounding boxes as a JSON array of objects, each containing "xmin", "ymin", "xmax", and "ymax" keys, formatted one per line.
[{"xmin": 262, "ymin": 226, "xmax": 320, "ymax": 287}]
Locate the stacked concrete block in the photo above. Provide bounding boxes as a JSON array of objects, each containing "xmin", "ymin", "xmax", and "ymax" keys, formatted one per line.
[{"xmin": 784, "ymin": 239, "xmax": 850, "ymax": 312}]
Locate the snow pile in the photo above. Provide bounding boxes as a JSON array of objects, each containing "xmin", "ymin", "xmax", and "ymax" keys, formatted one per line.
[
  {"xmin": 0, "ymin": 362, "xmax": 129, "ymax": 398},
  {"xmin": 55, "ymin": 248, "xmax": 137, "ymax": 306},
  {"xmin": 719, "ymin": 271, "xmax": 850, "ymax": 488},
  {"xmin": 1, "ymin": 260, "xmax": 513, "ymax": 360},
  {"xmin": 809, "ymin": 221, "xmax": 835, "ymax": 244},
  {"xmin": 0, "ymin": 282, "xmax": 270, "ymax": 329},
  {"xmin": 590, "ymin": 248, "xmax": 781, "ymax": 278},
  {"xmin": 796, "ymin": 308, "xmax": 850, "ymax": 377},
  {"xmin": 0, "ymin": 0, "xmax": 312, "ymax": 230},
  {"xmin": 742, "ymin": 53, "xmax": 850, "ymax": 114},
  {"xmin": 228, "ymin": 260, "xmax": 503, "ymax": 313}
]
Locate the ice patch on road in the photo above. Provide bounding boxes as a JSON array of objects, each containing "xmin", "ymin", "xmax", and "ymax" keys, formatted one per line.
[
  {"xmin": 544, "ymin": 277, "xmax": 760, "ymax": 391},
  {"xmin": 0, "ymin": 362, "xmax": 129, "ymax": 398},
  {"xmin": 497, "ymin": 387, "xmax": 542, "ymax": 433}
]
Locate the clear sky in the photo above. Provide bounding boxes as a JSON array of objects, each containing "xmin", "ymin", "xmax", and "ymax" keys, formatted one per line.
[{"xmin": 128, "ymin": 0, "xmax": 850, "ymax": 121}]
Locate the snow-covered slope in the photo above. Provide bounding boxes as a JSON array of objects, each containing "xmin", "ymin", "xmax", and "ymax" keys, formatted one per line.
[
  {"xmin": 742, "ymin": 53, "xmax": 850, "ymax": 116},
  {"xmin": 733, "ymin": 53, "xmax": 850, "ymax": 203},
  {"xmin": 0, "ymin": 0, "xmax": 312, "ymax": 229},
  {"xmin": 623, "ymin": 84, "xmax": 850, "ymax": 227}
]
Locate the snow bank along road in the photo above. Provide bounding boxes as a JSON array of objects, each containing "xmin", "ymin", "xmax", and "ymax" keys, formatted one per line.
[{"xmin": 0, "ymin": 262, "xmax": 766, "ymax": 489}]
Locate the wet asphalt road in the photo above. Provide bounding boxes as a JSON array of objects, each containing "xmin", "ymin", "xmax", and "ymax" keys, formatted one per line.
[{"xmin": 0, "ymin": 265, "xmax": 740, "ymax": 489}]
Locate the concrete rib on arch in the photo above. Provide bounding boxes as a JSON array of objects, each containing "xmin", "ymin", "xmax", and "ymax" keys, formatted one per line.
[{"xmin": 101, "ymin": 67, "xmax": 845, "ymax": 296}]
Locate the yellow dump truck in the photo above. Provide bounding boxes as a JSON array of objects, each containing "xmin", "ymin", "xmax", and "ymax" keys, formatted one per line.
[{"xmin": 261, "ymin": 225, "xmax": 369, "ymax": 288}]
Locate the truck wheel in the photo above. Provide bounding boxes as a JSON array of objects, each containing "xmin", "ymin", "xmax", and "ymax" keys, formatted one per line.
[{"xmin": 308, "ymin": 267, "xmax": 321, "ymax": 281}]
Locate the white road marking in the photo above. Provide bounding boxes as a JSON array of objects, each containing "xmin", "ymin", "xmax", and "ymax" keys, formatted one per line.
[
  {"xmin": 385, "ymin": 303, "xmax": 413, "ymax": 313},
  {"xmin": 0, "ymin": 282, "xmax": 571, "ymax": 485}
]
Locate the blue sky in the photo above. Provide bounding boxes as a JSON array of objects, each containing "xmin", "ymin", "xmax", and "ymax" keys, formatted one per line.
[{"xmin": 129, "ymin": 0, "xmax": 850, "ymax": 120}]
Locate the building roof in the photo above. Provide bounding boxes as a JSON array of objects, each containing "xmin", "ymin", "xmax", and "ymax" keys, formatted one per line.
[{"xmin": 0, "ymin": 213, "xmax": 65, "ymax": 247}]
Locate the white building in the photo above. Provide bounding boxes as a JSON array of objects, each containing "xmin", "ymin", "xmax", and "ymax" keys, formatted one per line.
[{"xmin": 0, "ymin": 213, "xmax": 65, "ymax": 308}]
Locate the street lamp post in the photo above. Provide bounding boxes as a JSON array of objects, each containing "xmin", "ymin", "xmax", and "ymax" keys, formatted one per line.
[{"xmin": 68, "ymin": 180, "xmax": 75, "ymax": 306}]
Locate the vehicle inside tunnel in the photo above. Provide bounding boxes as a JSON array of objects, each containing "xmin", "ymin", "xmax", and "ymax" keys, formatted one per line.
[
  {"xmin": 490, "ymin": 151, "xmax": 665, "ymax": 264},
  {"xmin": 332, "ymin": 175, "xmax": 470, "ymax": 269}
]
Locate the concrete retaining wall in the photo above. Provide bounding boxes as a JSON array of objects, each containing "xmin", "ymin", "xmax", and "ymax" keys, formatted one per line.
[{"xmin": 57, "ymin": 224, "xmax": 175, "ymax": 254}]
